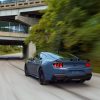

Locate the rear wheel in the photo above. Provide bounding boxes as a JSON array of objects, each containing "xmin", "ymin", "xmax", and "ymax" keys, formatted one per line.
[
  {"xmin": 39, "ymin": 68, "xmax": 48, "ymax": 85},
  {"xmin": 25, "ymin": 65, "xmax": 29, "ymax": 76}
]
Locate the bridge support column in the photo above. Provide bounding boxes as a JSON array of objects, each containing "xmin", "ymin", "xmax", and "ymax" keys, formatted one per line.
[
  {"xmin": 23, "ymin": 44, "xmax": 28, "ymax": 59},
  {"xmin": 23, "ymin": 42, "xmax": 36, "ymax": 59},
  {"xmin": 27, "ymin": 42, "xmax": 36, "ymax": 58}
]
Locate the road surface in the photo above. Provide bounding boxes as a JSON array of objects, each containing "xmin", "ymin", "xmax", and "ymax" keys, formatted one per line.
[{"xmin": 0, "ymin": 60, "xmax": 100, "ymax": 100}]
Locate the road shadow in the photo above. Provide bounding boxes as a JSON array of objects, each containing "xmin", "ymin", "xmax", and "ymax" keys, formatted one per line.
[
  {"xmin": 0, "ymin": 56, "xmax": 24, "ymax": 60},
  {"xmin": 28, "ymin": 76, "xmax": 91, "ymax": 100},
  {"xmin": 52, "ymin": 80, "xmax": 90, "ymax": 88},
  {"xmin": 29, "ymin": 75, "xmax": 90, "ymax": 88}
]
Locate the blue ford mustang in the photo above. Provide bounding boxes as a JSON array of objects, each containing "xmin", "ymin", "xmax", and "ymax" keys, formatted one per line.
[{"xmin": 24, "ymin": 52, "xmax": 92, "ymax": 85}]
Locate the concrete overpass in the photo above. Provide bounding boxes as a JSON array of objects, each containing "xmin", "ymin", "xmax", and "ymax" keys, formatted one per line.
[
  {"xmin": 0, "ymin": 0, "xmax": 47, "ymax": 25},
  {"xmin": 0, "ymin": 0, "xmax": 47, "ymax": 59}
]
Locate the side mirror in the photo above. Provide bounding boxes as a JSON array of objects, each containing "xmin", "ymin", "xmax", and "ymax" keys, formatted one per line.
[
  {"xmin": 70, "ymin": 58, "xmax": 73, "ymax": 61},
  {"xmin": 40, "ymin": 58, "xmax": 42, "ymax": 60},
  {"xmin": 36, "ymin": 54, "xmax": 39, "ymax": 58}
]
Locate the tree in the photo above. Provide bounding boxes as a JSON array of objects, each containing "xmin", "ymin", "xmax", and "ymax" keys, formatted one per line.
[{"xmin": 26, "ymin": 0, "xmax": 100, "ymax": 60}]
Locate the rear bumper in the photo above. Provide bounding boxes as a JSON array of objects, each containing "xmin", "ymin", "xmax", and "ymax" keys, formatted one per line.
[{"xmin": 52, "ymin": 73, "xmax": 92, "ymax": 81}]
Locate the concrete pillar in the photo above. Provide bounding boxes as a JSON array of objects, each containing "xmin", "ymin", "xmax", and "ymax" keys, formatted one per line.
[
  {"xmin": 23, "ymin": 44, "xmax": 28, "ymax": 59},
  {"xmin": 15, "ymin": 15, "xmax": 38, "ymax": 26},
  {"xmin": 23, "ymin": 42, "xmax": 36, "ymax": 59},
  {"xmin": 27, "ymin": 42, "xmax": 36, "ymax": 58}
]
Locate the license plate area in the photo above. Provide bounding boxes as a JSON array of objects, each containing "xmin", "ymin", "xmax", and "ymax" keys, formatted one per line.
[{"xmin": 70, "ymin": 70, "xmax": 84, "ymax": 76}]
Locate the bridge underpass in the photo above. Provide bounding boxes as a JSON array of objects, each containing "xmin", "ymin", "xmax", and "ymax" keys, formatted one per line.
[{"xmin": 0, "ymin": 31, "xmax": 29, "ymax": 59}]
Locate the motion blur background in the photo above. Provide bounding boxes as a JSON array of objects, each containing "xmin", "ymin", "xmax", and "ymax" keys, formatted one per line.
[
  {"xmin": 26, "ymin": 0, "xmax": 100, "ymax": 73},
  {"xmin": 0, "ymin": 0, "xmax": 100, "ymax": 73}
]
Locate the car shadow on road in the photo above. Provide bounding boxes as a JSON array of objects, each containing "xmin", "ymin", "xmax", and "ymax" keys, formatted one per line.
[
  {"xmin": 52, "ymin": 81, "xmax": 90, "ymax": 88},
  {"xmin": 29, "ymin": 75, "xmax": 90, "ymax": 88},
  {"xmin": 28, "ymin": 76, "xmax": 91, "ymax": 100}
]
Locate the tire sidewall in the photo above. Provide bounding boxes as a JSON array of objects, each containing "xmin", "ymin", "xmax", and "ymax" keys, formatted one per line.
[
  {"xmin": 25, "ymin": 65, "xmax": 29, "ymax": 76},
  {"xmin": 39, "ymin": 68, "xmax": 47, "ymax": 85}
]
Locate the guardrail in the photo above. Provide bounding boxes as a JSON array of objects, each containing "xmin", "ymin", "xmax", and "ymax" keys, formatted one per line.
[{"xmin": 0, "ymin": 0, "xmax": 45, "ymax": 10}]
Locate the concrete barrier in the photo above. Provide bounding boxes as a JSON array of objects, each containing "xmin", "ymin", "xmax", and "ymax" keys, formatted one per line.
[{"xmin": 0, "ymin": 0, "xmax": 46, "ymax": 10}]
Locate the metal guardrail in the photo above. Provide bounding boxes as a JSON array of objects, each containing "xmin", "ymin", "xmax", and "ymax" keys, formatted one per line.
[{"xmin": 0, "ymin": 0, "xmax": 45, "ymax": 10}]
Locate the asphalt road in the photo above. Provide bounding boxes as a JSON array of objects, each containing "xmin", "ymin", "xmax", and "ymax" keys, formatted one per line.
[{"xmin": 0, "ymin": 60, "xmax": 100, "ymax": 100}]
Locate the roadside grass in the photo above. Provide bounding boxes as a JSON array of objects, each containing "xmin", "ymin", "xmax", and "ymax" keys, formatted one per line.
[
  {"xmin": 0, "ymin": 51, "xmax": 22, "ymax": 55},
  {"xmin": 92, "ymin": 66, "xmax": 100, "ymax": 73},
  {"xmin": 0, "ymin": 46, "xmax": 22, "ymax": 55},
  {"xmin": 91, "ymin": 60, "xmax": 100, "ymax": 73},
  {"xmin": 89, "ymin": 42, "xmax": 100, "ymax": 73}
]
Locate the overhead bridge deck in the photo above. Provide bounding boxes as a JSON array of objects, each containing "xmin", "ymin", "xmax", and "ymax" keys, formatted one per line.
[
  {"xmin": 0, "ymin": 0, "xmax": 45, "ymax": 10},
  {"xmin": 0, "ymin": 0, "xmax": 47, "ymax": 16}
]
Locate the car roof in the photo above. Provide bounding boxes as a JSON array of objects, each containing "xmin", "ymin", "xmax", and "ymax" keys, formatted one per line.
[
  {"xmin": 40, "ymin": 52, "xmax": 54, "ymax": 55},
  {"xmin": 40, "ymin": 52, "xmax": 59, "ymax": 57}
]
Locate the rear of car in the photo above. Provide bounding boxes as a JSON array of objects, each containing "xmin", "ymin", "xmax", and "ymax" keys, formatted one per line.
[
  {"xmin": 41, "ymin": 52, "xmax": 92, "ymax": 83},
  {"xmin": 52, "ymin": 60, "xmax": 92, "ymax": 82}
]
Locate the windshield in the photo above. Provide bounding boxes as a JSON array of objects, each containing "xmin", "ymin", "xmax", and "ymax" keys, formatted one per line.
[
  {"xmin": 40, "ymin": 52, "xmax": 78, "ymax": 61},
  {"xmin": 59, "ymin": 53, "xmax": 78, "ymax": 60}
]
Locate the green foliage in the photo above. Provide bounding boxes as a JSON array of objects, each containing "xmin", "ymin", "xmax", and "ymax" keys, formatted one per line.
[
  {"xmin": 0, "ymin": 45, "xmax": 22, "ymax": 55},
  {"xmin": 64, "ymin": 13, "xmax": 100, "ymax": 52},
  {"xmin": 26, "ymin": 0, "xmax": 100, "ymax": 67}
]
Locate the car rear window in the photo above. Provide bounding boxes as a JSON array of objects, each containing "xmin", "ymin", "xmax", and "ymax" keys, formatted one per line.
[{"xmin": 40, "ymin": 52, "xmax": 78, "ymax": 61}]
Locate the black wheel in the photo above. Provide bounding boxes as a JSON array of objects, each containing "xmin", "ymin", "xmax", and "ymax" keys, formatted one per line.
[
  {"xmin": 75, "ymin": 80, "xmax": 85, "ymax": 83},
  {"xmin": 39, "ymin": 68, "xmax": 48, "ymax": 85},
  {"xmin": 25, "ymin": 65, "xmax": 29, "ymax": 76}
]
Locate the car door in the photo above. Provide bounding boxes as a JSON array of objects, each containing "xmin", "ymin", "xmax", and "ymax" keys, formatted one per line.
[
  {"xmin": 27, "ymin": 59, "xmax": 35, "ymax": 75},
  {"xmin": 32, "ymin": 57, "xmax": 41, "ymax": 77}
]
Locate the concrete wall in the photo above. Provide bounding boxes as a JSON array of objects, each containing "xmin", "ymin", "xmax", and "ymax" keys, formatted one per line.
[{"xmin": 22, "ymin": 42, "xmax": 36, "ymax": 59}]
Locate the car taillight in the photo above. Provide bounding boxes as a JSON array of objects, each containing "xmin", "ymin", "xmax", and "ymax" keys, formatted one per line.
[
  {"xmin": 85, "ymin": 63, "xmax": 91, "ymax": 67},
  {"xmin": 53, "ymin": 63, "xmax": 63, "ymax": 68}
]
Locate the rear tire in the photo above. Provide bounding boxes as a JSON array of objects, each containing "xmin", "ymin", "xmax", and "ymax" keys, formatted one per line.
[
  {"xmin": 25, "ymin": 65, "xmax": 29, "ymax": 76},
  {"xmin": 39, "ymin": 68, "xmax": 48, "ymax": 85}
]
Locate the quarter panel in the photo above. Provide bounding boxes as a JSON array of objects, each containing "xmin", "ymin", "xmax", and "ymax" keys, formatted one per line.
[{"xmin": 41, "ymin": 62, "xmax": 54, "ymax": 81}]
